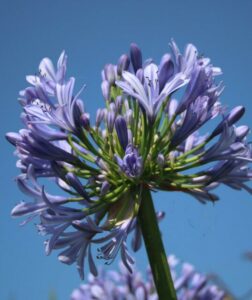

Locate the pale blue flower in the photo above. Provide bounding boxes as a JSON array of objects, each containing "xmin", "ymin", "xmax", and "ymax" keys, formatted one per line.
[
  {"xmin": 71, "ymin": 255, "xmax": 226, "ymax": 300},
  {"xmin": 7, "ymin": 40, "xmax": 252, "ymax": 279}
]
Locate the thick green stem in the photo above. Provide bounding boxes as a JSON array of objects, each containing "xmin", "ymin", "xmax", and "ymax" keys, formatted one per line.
[{"xmin": 138, "ymin": 188, "xmax": 177, "ymax": 300}]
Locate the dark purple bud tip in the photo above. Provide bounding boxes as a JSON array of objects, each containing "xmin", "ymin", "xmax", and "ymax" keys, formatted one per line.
[
  {"xmin": 227, "ymin": 106, "xmax": 245, "ymax": 125},
  {"xmin": 130, "ymin": 43, "xmax": 142, "ymax": 73},
  {"xmin": 211, "ymin": 106, "xmax": 245, "ymax": 139}
]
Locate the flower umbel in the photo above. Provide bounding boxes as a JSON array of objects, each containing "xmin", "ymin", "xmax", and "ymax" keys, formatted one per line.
[
  {"xmin": 7, "ymin": 41, "xmax": 252, "ymax": 281},
  {"xmin": 71, "ymin": 255, "xmax": 226, "ymax": 300}
]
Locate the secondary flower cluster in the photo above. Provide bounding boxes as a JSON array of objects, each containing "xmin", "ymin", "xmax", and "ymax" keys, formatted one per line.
[
  {"xmin": 71, "ymin": 255, "xmax": 226, "ymax": 300},
  {"xmin": 7, "ymin": 41, "xmax": 252, "ymax": 278}
]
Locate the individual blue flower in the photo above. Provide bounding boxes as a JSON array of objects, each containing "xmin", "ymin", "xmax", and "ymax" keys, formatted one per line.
[{"xmin": 116, "ymin": 63, "xmax": 188, "ymax": 123}]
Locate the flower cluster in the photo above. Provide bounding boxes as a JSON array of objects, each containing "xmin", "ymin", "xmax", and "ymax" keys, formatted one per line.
[
  {"xmin": 71, "ymin": 255, "xmax": 226, "ymax": 300},
  {"xmin": 7, "ymin": 41, "xmax": 252, "ymax": 278}
]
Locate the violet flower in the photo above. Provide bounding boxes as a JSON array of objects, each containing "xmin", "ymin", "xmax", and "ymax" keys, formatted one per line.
[
  {"xmin": 116, "ymin": 63, "xmax": 188, "ymax": 123},
  {"xmin": 115, "ymin": 144, "xmax": 143, "ymax": 178},
  {"xmin": 71, "ymin": 255, "xmax": 226, "ymax": 300},
  {"xmin": 7, "ymin": 41, "xmax": 252, "ymax": 285}
]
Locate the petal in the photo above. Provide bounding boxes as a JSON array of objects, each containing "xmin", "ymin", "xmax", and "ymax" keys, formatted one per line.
[
  {"xmin": 39, "ymin": 57, "xmax": 56, "ymax": 81},
  {"xmin": 154, "ymin": 72, "xmax": 189, "ymax": 116},
  {"xmin": 143, "ymin": 63, "xmax": 159, "ymax": 102},
  {"xmin": 122, "ymin": 71, "xmax": 148, "ymax": 104},
  {"xmin": 88, "ymin": 245, "xmax": 98, "ymax": 276}
]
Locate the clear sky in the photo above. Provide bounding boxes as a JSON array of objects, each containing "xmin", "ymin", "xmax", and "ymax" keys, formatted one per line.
[{"xmin": 1, "ymin": 0, "xmax": 252, "ymax": 299}]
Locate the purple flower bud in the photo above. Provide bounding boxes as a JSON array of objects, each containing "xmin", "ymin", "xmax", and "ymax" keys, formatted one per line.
[
  {"xmin": 5, "ymin": 132, "xmax": 22, "ymax": 145},
  {"xmin": 101, "ymin": 80, "xmax": 110, "ymax": 100},
  {"xmin": 125, "ymin": 109, "xmax": 133, "ymax": 126},
  {"xmin": 106, "ymin": 111, "xmax": 116, "ymax": 133},
  {"xmin": 117, "ymin": 54, "xmax": 130, "ymax": 76},
  {"xmin": 100, "ymin": 181, "xmax": 110, "ymax": 195},
  {"xmin": 115, "ymin": 144, "xmax": 143, "ymax": 178},
  {"xmin": 184, "ymin": 134, "xmax": 195, "ymax": 152},
  {"xmin": 158, "ymin": 54, "xmax": 174, "ymax": 91},
  {"xmin": 104, "ymin": 64, "xmax": 116, "ymax": 85},
  {"xmin": 227, "ymin": 105, "xmax": 245, "ymax": 124},
  {"xmin": 95, "ymin": 108, "xmax": 105, "ymax": 127},
  {"xmin": 96, "ymin": 157, "xmax": 108, "ymax": 171},
  {"xmin": 80, "ymin": 113, "xmax": 90, "ymax": 130},
  {"xmin": 65, "ymin": 173, "xmax": 90, "ymax": 201},
  {"xmin": 115, "ymin": 96, "xmax": 123, "ymax": 113},
  {"xmin": 211, "ymin": 106, "xmax": 245, "ymax": 138},
  {"xmin": 115, "ymin": 116, "xmax": 128, "ymax": 151},
  {"xmin": 130, "ymin": 43, "xmax": 142, "ymax": 73}
]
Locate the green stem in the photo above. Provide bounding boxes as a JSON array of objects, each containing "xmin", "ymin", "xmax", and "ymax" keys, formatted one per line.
[{"xmin": 138, "ymin": 188, "xmax": 177, "ymax": 300}]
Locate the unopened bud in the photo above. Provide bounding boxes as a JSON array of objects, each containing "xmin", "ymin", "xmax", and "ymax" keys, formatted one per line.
[
  {"xmin": 101, "ymin": 80, "xmax": 110, "ymax": 101},
  {"xmin": 159, "ymin": 54, "xmax": 174, "ymax": 91},
  {"xmin": 81, "ymin": 113, "xmax": 90, "ymax": 130},
  {"xmin": 104, "ymin": 64, "xmax": 116, "ymax": 85},
  {"xmin": 130, "ymin": 43, "xmax": 142, "ymax": 73},
  {"xmin": 117, "ymin": 54, "xmax": 130, "ymax": 76}
]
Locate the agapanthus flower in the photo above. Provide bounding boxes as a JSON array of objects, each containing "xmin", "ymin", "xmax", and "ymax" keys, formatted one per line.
[
  {"xmin": 71, "ymin": 255, "xmax": 226, "ymax": 300},
  {"xmin": 7, "ymin": 41, "xmax": 252, "ymax": 281}
]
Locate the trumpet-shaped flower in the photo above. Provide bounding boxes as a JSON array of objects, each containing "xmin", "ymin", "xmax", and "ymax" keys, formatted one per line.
[{"xmin": 116, "ymin": 64, "xmax": 188, "ymax": 122}]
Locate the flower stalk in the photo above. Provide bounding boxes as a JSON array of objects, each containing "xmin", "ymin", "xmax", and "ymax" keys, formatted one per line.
[{"xmin": 138, "ymin": 187, "xmax": 177, "ymax": 300}]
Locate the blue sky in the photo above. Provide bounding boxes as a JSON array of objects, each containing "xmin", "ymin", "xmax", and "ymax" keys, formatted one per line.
[{"xmin": 1, "ymin": 0, "xmax": 252, "ymax": 299}]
